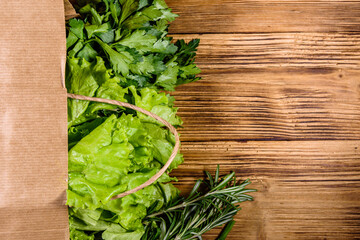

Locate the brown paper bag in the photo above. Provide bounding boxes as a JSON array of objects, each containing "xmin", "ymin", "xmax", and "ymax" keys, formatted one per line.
[{"xmin": 0, "ymin": 0, "xmax": 69, "ymax": 239}]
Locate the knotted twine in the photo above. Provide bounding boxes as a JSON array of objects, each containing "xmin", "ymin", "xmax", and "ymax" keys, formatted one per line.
[{"xmin": 67, "ymin": 93, "xmax": 180, "ymax": 200}]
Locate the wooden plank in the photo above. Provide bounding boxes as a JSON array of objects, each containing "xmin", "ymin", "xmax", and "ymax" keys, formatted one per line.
[
  {"xmin": 167, "ymin": 0, "xmax": 360, "ymax": 33},
  {"xmin": 171, "ymin": 33, "xmax": 360, "ymax": 70},
  {"xmin": 168, "ymin": 33, "xmax": 360, "ymax": 141},
  {"xmin": 63, "ymin": 1, "xmax": 360, "ymax": 34},
  {"xmin": 62, "ymin": 1, "xmax": 360, "ymax": 239},
  {"xmin": 173, "ymin": 69, "xmax": 360, "ymax": 141},
  {"xmin": 172, "ymin": 140, "xmax": 360, "ymax": 239}
]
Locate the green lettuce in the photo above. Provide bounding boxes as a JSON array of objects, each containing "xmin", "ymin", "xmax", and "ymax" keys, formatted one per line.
[
  {"xmin": 66, "ymin": 0, "xmax": 201, "ymax": 239},
  {"xmin": 67, "ymin": 114, "xmax": 181, "ymax": 239},
  {"xmin": 66, "ymin": 56, "xmax": 183, "ymax": 129}
]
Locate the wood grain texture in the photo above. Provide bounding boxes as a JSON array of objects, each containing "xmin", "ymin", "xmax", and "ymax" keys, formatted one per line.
[
  {"xmin": 166, "ymin": 0, "xmax": 360, "ymax": 239},
  {"xmin": 173, "ymin": 68, "xmax": 360, "ymax": 141},
  {"xmin": 63, "ymin": 0, "xmax": 360, "ymax": 239},
  {"xmin": 169, "ymin": 33, "xmax": 360, "ymax": 141},
  {"xmin": 172, "ymin": 141, "xmax": 360, "ymax": 240},
  {"xmin": 174, "ymin": 141, "xmax": 360, "ymax": 240},
  {"xmin": 171, "ymin": 33, "xmax": 360, "ymax": 69},
  {"xmin": 167, "ymin": 0, "xmax": 360, "ymax": 33}
]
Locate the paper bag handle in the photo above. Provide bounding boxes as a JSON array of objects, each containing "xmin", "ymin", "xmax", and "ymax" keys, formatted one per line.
[{"xmin": 67, "ymin": 93, "xmax": 180, "ymax": 200}]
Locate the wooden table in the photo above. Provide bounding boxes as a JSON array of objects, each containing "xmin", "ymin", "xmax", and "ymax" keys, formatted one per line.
[{"xmin": 167, "ymin": 1, "xmax": 360, "ymax": 239}]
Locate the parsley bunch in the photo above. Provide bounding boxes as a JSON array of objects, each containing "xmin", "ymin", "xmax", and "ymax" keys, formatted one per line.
[
  {"xmin": 66, "ymin": 1, "xmax": 254, "ymax": 240},
  {"xmin": 67, "ymin": 0, "xmax": 201, "ymax": 91}
]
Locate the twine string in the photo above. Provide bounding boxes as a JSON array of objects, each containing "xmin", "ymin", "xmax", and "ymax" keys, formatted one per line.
[{"xmin": 67, "ymin": 93, "xmax": 180, "ymax": 200}]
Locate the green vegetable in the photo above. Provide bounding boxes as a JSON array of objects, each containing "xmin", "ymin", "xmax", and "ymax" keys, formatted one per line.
[
  {"xmin": 142, "ymin": 166, "xmax": 255, "ymax": 240},
  {"xmin": 65, "ymin": 0, "xmax": 190, "ymax": 234},
  {"xmin": 68, "ymin": 114, "xmax": 182, "ymax": 239},
  {"xmin": 66, "ymin": 0, "xmax": 253, "ymax": 239},
  {"xmin": 66, "ymin": 0, "xmax": 201, "ymax": 91},
  {"xmin": 217, "ymin": 220, "xmax": 236, "ymax": 240},
  {"xmin": 66, "ymin": 56, "xmax": 182, "ymax": 128}
]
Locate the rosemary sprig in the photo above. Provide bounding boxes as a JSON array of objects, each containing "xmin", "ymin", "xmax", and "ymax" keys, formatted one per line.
[{"xmin": 141, "ymin": 166, "xmax": 256, "ymax": 240}]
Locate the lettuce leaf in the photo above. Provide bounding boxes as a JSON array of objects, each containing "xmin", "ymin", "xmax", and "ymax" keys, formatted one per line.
[
  {"xmin": 67, "ymin": 113, "xmax": 180, "ymax": 239},
  {"xmin": 66, "ymin": 56, "xmax": 183, "ymax": 128},
  {"xmin": 129, "ymin": 86, "xmax": 182, "ymax": 126},
  {"xmin": 66, "ymin": 0, "xmax": 201, "ymax": 239}
]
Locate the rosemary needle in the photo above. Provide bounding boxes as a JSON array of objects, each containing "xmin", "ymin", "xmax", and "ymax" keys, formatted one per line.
[
  {"xmin": 216, "ymin": 220, "xmax": 236, "ymax": 240},
  {"xmin": 141, "ymin": 166, "xmax": 256, "ymax": 240}
]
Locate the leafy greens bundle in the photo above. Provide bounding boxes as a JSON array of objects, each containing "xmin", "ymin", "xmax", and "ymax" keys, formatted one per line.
[{"xmin": 66, "ymin": 0, "xmax": 254, "ymax": 239}]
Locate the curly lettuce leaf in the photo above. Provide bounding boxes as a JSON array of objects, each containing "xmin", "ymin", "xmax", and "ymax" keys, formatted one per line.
[
  {"xmin": 68, "ymin": 118, "xmax": 107, "ymax": 150},
  {"xmin": 67, "ymin": 113, "xmax": 180, "ymax": 209},
  {"xmin": 66, "ymin": 56, "xmax": 130, "ymax": 128},
  {"xmin": 70, "ymin": 227, "xmax": 95, "ymax": 240},
  {"xmin": 66, "ymin": 57, "xmax": 99, "ymax": 128},
  {"xmin": 129, "ymin": 86, "xmax": 182, "ymax": 126},
  {"xmin": 143, "ymin": 123, "xmax": 184, "ymax": 170},
  {"xmin": 66, "ymin": 1, "xmax": 201, "ymax": 239},
  {"xmin": 102, "ymin": 224, "xmax": 144, "ymax": 240}
]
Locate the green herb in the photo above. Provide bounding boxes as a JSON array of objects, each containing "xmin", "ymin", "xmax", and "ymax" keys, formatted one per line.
[
  {"xmin": 66, "ymin": 1, "xmax": 253, "ymax": 239},
  {"xmin": 66, "ymin": 0, "xmax": 194, "ymax": 237},
  {"xmin": 67, "ymin": 114, "xmax": 183, "ymax": 240},
  {"xmin": 217, "ymin": 220, "xmax": 236, "ymax": 240},
  {"xmin": 66, "ymin": 0, "xmax": 201, "ymax": 91},
  {"xmin": 142, "ymin": 166, "xmax": 255, "ymax": 240}
]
